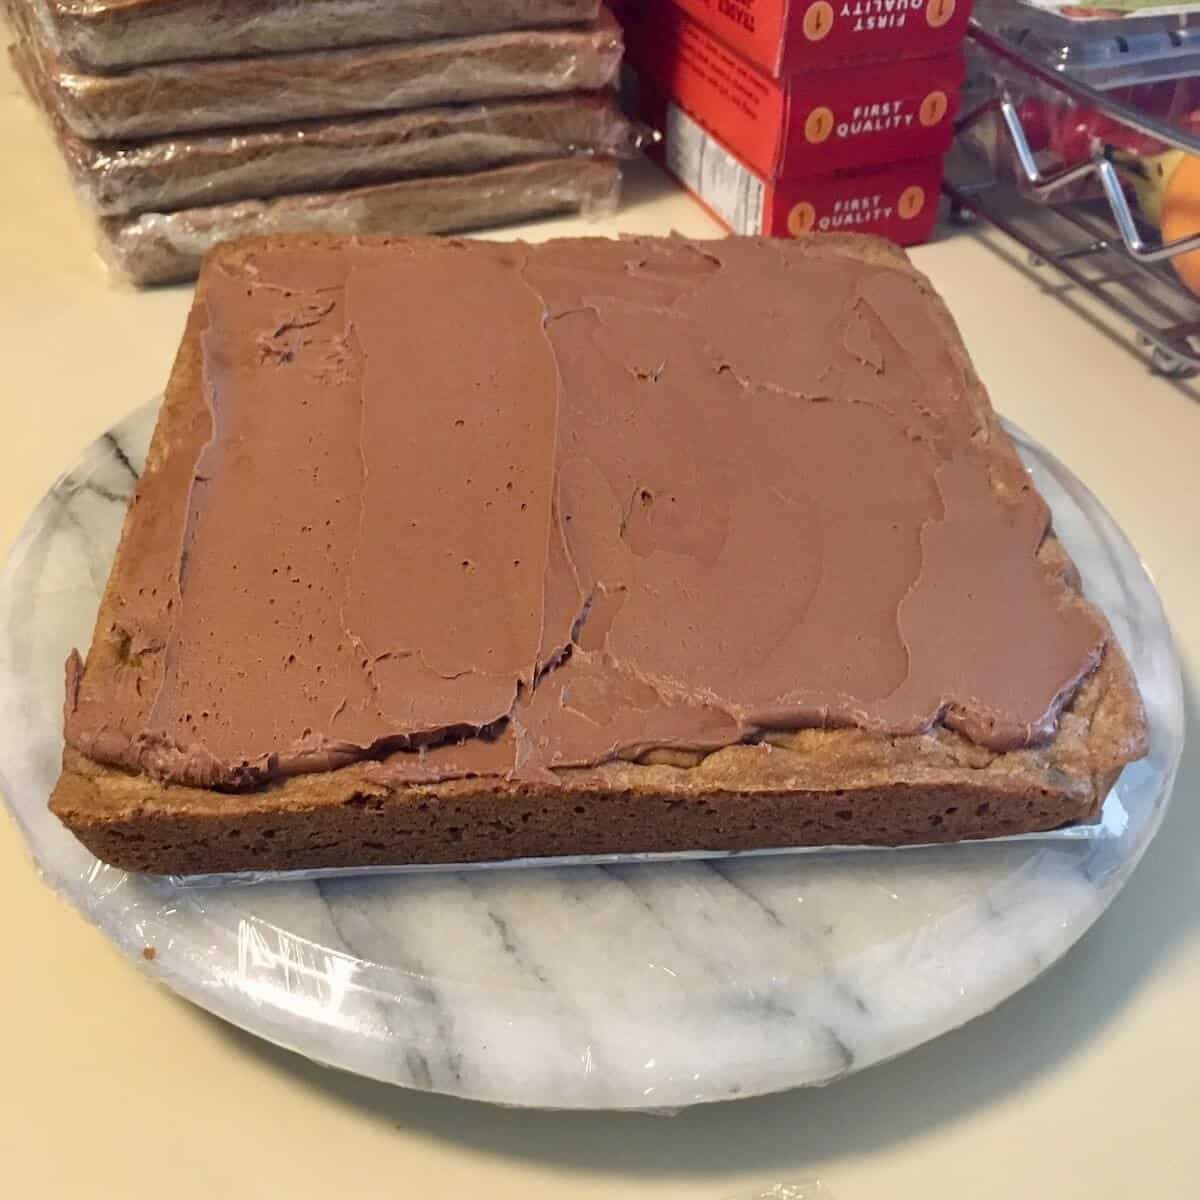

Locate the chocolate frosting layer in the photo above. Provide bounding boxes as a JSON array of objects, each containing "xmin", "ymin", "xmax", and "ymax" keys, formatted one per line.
[{"xmin": 65, "ymin": 236, "xmax": 1107, "ymax": 789}]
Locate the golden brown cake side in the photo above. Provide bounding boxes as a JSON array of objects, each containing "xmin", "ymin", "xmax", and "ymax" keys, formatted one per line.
[{"xmin": 52, "ymin": 640, "xmax": 1143, "ymax": 874}]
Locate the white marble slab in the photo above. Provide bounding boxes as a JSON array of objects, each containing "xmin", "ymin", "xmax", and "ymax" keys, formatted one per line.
[{"xmin": 0, "ymin": 401, "xmax": 1183, "ymax": 1110}]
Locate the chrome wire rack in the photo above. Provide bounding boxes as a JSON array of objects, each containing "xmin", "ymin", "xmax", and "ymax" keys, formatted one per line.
[{"xmin": 945, "ymin": 19, "xmax": 1200, "ymax": 375}]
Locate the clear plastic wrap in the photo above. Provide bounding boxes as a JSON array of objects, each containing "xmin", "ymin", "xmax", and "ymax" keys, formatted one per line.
[
  {"xmin": 24, "ymin": 0, "xmax": 601, "ymax": 71},
  {"xmin": 961, "ymin": 57, "xmax": 1200, "ymax": 205},
  {"xmin": 0, "ymin": 404, "xmax": 1182, "ymax": 1108},
  {"xmin": 13, "ymin": 40, "xmax": 636, "ymax": 216},
  {"xmin": 983, "ymin": 0, "xmax": 1200, "ymax": 89},
  {"xmin": 15, "ymin": 5, "xmax": 623, "ymax": 140},
  {"xmin": 102, "ymin": 157, "xmax": 622, "ymax": 285}
]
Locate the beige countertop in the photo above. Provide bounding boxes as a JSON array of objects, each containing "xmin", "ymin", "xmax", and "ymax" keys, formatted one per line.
[{"xmin": 1, "ymin": 52, "xmax": 1198, "ymax": 1200}]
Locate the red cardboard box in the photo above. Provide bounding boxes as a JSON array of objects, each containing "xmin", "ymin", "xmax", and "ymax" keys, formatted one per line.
[
  {"xmin": 627, "ymin": 6, "xmax": 962, "ymax": 176},
  {"xmin": 635, "ymin": 72, "xmax": 941, "ymax": 245},
  {"xmin": 669, "ymin": 0, "xmax": 972, "ymax": 77}
]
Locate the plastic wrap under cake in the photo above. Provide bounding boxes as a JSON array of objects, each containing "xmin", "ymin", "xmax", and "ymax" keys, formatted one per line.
[
  {"xmin": 23, "ymin": 0, "xmax": 601, "ymax": 71},
  {"xmin": 102, "ymin": 157, "xmax": 622, "ymax": 286},
  {"xmin": 12, "ymin": 40, "xmax": 634, "ymax": 216},
  {"xmin": 14, "ymin": 5, "xmax": 623, "ymax": 140}
]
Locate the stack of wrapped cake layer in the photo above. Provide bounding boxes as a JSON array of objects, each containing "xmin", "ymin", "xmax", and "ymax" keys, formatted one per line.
[{"xmin": 9, "ymin": 0, "xmax": 629, "ymax": 283}]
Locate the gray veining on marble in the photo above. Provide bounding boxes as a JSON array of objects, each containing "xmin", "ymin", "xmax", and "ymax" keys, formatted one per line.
[{"xmin": 0, "ymin": 400, "xmax": 1183, "ymax": 1109}]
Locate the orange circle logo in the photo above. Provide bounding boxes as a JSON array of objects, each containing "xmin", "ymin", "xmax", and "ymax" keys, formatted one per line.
[
  {"xmin": 787, "ymin": 202, "xmax": 817, "ymax": 237},
  {"xmin": 899, "ymin": 186, "xmax": 926, "ymax": 220},
  {"xmin": 804, "ymin": 106, "xmax": 835, "ymax": 145},
  {"xmin": 925, "ymin": 0, "xmax": 955, "ymax": 28},
  {"xmin": 918, "ymin": 90, "xmax": 949, "ymax": 128},
  {"xmin": 803, "ymin": 1, "xmax": 834, "ymax": 42}
]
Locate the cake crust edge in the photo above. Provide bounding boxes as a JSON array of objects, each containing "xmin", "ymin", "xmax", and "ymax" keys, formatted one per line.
[{"xmin": 49, "ymin": 231, "xmax": 1149, "ymax": 874}]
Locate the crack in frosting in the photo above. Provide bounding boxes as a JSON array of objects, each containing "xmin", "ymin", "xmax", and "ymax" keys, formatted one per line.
[{"xmin": 64, "ymin": 236, "xmax": 1107, "ymax": 789}]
